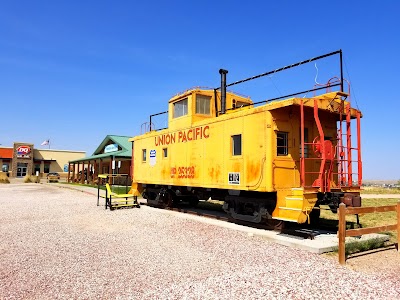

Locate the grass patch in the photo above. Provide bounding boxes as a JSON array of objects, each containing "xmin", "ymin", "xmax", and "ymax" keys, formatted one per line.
[
  {"xmin": 361, "ymin": 187, "xmax": 400, "ymax": 194},
  {"xmin": 320, "ymin": 197, "xmax": 399, "ymax": 243},
  {"xmin": 344, "ymin": 238, "xmax": 386, "ymax": 255}
]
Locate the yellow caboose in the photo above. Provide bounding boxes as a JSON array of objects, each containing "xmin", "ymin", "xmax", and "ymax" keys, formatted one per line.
[{"xmin": 129, "ymin": 50, "xmax": 362, "ymax": 225}]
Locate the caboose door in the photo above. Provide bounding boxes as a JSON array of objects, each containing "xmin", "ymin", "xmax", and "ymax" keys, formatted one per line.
[{"xmin": 300, "ymin": 121, "xmax": 320, "ymax": 187}]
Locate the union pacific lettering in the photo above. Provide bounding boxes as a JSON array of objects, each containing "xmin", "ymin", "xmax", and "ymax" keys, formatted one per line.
[{"xmin": 155, "ymin": 125, "xmax": 209, "ymax": 146}]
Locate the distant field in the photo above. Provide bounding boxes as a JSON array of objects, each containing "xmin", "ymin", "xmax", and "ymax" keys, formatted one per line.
[{"xmin": 361, "ymin": 187, "xmax": 400, "ymax": 194}]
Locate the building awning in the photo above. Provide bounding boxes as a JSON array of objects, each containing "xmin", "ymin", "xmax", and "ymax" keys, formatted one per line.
[
  {"xmin": 69, "ymin": 150, "xmax": 131, "ymax": 163},
  {"xmin": 0, "ymin": 148, "xmax": 13, "ymax": 159},
  {"xmin": 33, "ymin": 159, "xmax": 57, "ymax": 162}
]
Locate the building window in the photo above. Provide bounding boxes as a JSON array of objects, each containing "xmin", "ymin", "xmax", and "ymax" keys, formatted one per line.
[
  {"xmin": 2, "ymin": 163, "xmax": 9, "ymax": 172},
  {"xmin": 142, "ymin": 149, "xmax": 147, "ymax": 162},
  {"xmin": 196, "ymin": 95, "xmax": 211, "ymax": 115},
  {"xmin": 44, "ymin": 163, "xmax": 50, "ymax": 173},
  {"xmin": 173, "ymin": 98, "xmax": 188, "ymax": 118},
  {"xmin": 299, "ymin": 128, "xmax": 309, "ymax": 158},
  {"xmin": 277, "ymin": 132, "xmax": 288, "ymax": 156},
  {"xmin": 34, "ymin": 164, "xmax": 40, "ymax": 174},
  {"xmin": 232, "ymin": 134, "xmax": 242, "ymax": 156},
  {"xmin": 163, "ymin": 148, "xmax": 168, "ymax": 158}
]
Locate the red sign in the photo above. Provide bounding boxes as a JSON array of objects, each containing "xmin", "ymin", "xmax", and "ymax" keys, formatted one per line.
[{"xmin": 16, "ymin": 145, "xmax": 31, "ymax": 157}]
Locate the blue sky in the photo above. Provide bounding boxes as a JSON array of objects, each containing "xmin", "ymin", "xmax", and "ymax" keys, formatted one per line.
[{"xmin": 1, "ymin": 1, "xmax": 399, "ymax": 180}]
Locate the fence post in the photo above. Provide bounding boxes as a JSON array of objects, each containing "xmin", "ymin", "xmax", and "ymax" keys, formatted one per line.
[
  {"xmin": 338, "ymin": 203, "xmax": 346, "ymax": 265},
  {"xmin": 397, "ymin": 201, "xmax": 400, "ymax": 253}
]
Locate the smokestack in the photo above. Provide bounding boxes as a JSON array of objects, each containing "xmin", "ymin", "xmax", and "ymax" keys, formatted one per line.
[{"xmin": 219, "ymin": 69, "xmax": 228, "ymax": 115}]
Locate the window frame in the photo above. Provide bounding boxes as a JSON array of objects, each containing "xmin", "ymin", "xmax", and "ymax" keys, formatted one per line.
[
  {"xmin": 142, "ymin": 149, "xmax": 147, "ymax": 162},
  {"xmin": 231, "ymin": 134, "xmax": 242, "ymax": 156},
  {"xmin": 2, "ymin": 163, "xmax": 9, "ymax": 172},
  {"xmin": 195, "ymin": 94, "xmax": 211, "ymax": 115},
  {"xmin": 173, "ymin": 98, "xmax": 188, "ymax": 118},
  {"xmin": 277, "ymin": 131, "xmax": 289, "ymax": 156},
  {"xmin": 44, "ymin": 163, "xmax": 50, "ymax": 173}
]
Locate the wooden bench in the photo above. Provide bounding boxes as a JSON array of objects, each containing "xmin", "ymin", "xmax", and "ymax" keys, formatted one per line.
[{"xmin": 105, "ymin": 183, "xmax": 140, "ymax": 210}]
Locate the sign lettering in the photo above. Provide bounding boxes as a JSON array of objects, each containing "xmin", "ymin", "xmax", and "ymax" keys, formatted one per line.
[
  {"xmin": 16, "ymin": 145, "xmax": 31, "ymax": 158},
  {"xmin": 155, "ymin": 125, "xmax": 209, "ymax": 146},
  {"xmin": 228, "ymin": 172, "xmax": 240, "ymax": 185},
  {"xmin": 171, "ymin": 166, "xmax": 195, "ymax": 179}
]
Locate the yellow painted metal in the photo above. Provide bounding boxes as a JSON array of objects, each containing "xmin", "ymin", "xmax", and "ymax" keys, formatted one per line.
[
  {"xmin": 129, "ymin": 182, "xmax": 142, "ymax": 197},
  {"xmin": 131, "ymin": 90, "xmax": 273, "ymax": 192},
  {"xmin": 129, "ymin": 89, "xmax": 361, "ymax": 223}
]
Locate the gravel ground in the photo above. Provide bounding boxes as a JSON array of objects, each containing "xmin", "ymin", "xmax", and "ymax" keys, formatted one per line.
[{"xmin": 1, "ymin": 183, "xmax": 399, "ymax": 300}]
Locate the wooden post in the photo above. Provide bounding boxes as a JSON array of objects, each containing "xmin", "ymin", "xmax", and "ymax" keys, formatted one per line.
[
  {"xmin": 338, "ymin": 203, "xmax": 346, "ymax": 265},
  {"xmin": 397, "ymin": 201, "xmax": 400, "ymax": 253},
  {"xmin": 87, "ymin": 162, "xmax": 89, "ymax": 183},
  {"xmin": 80, "ymin": 162, "xmax": 85, "ymax": 184},
  {"xmin": 67, "ymin": 163, "xmax": 71, "ymax": 183},
  {"xmin": 77, "ymin": 162, "xmax": 80, "ymax": 183}
]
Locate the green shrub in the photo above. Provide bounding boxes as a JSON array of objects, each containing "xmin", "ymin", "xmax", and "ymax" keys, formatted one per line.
[{"xmin": 345, "ymin": 238, "xmax": 387, "ymax": 255}]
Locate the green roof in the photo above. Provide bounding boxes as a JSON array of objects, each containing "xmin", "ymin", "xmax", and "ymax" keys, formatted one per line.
[{"xmin": 69, "ymin": 135, "xmax": 132, "ymax": 163}]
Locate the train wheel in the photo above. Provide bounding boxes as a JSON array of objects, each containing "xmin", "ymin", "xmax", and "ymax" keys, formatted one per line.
[{"xmin": 163, "ymin": 191, "xmax": 173, "ymax": 208}]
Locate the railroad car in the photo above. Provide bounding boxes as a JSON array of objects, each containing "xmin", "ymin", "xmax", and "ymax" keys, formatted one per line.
[{"xmin": 129, "ymin": 50, "xmax": 362, "ymax": 226}]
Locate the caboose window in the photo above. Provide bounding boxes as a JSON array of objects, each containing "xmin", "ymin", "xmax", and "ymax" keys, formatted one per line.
[
  {"xmin": 173, "ymin": 98, "xmax": 188, "ymax": 118},
  {"xmin": 196, "ymin": 95, "xmax": 211, "ymax": 115},
  {"xmin": 232, "ymin": 134, "xmax": 242, "ymax": 156},
  {"xmin": 142, "ymin": 149, "xmax": 147, "ymax": 162},
  {"xmin": 234, "ymin": 101, "xmax": 249, "ymax": 109},
  {"xmin": 277, "ymin": 132, "xmax": 288, "ymax": 156}
]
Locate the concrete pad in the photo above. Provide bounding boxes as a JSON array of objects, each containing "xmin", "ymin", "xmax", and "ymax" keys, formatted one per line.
[{"xmin": 147, "ymin": 206, "xmax": 390, "ymax": 254}]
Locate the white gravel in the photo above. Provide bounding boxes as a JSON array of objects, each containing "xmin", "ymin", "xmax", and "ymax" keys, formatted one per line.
[{"xmin": 0, "ymin": 183, "xmax": 399, "ymax": 300}]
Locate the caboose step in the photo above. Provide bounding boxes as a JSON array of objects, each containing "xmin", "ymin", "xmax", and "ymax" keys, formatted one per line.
[
  {"xmin": 290, "ymin": 188, "xmax": 304, "ymax": 196},
  {"xmin": 273, "ymin": 208, "xmax": 305, "ymax": 223},
  {"xmin": 111, "ymin": 203, "xmax": 139, "ymax": 207},
  {"xmin": 278, "ymin": 207, "xmax": 302, "ymax": 211},
  {"xmin": 272, "ymin": 217, "xmax": 299, "ymax": 222},
  {"xmin": 285, "ymin": 197, "xmax": 303, "ymax": 201},
  {"xmin": 284, "ymin": 196, "xmax": 303, "ymax": 209}
]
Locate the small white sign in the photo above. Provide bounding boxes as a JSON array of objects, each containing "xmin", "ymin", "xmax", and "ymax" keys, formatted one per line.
[
  {"xmin": 112, "ymin": 160, "xmax": 115, "ymax": 170},
  {"xmin": 149, "ymin": 149, "xmax": 156, "ymax": 167},
  {"xmin": 228, "ymin": 172, "xmax": 240, "ymax": 185},
  {"xmin": 105, "ymin": 144, "xmax": 118, "ymax": 153},
  {"xmin": 118, "ymin": 161, "xmax": 121, "ymax": 168}
]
